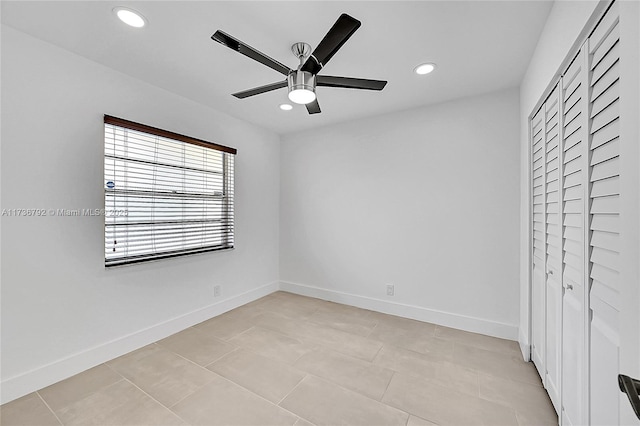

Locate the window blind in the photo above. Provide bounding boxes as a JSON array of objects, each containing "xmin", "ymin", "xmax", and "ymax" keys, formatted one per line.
[{"xmin": 104, "ymin": 115, "xmax": 236, "ymax": 267}]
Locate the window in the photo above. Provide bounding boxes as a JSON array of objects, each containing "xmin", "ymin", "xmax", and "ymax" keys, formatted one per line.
[{"xmin": 104, "ymin": 115, "xmax": 236, "ymax": 267}]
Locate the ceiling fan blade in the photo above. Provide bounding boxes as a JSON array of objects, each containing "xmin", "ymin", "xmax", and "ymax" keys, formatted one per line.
[
  {"xmin": 301, "ymin": 14, "xmax": 361, "ymax": 75},
  {"xmin": 212, "ymin": 30, "xmax": 292, "ymax": 76},
  {"xmin": 317, "ymin": 75, "xmax": 387, "ymax": 91},
  {"xmin": 232, "ymin": 81, "xmax": 288, "ymax": 99},
  {"xmin": 306, "ymin": 99, "xmax": 321, "ymax": 114}
]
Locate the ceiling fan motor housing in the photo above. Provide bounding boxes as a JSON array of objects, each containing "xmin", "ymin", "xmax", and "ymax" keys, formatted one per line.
[
  {"xmin": 287, "ymin": 70, "xmax": 316, "ymax": 104},
  {"xmin": 288, "ymin": 70, "xmax": 316, "ymax": 96}
]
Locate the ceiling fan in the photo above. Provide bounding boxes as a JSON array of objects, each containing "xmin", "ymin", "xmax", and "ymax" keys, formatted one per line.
[{"xmin": 211, "ymin": 14, "xmax": 387, "ymax": 114}]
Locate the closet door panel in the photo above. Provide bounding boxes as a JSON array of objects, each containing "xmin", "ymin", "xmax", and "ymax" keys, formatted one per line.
[
  {"xmin": 544, "ymin": 85, "xmax": 562, "ymax": 411},
  {"xmin": 588, "ymin": 3, "xmax": 621, "ymax": 423},
  {"xmin": 531, "ymin": 108, "xmax": 546, "ymax": 374},
  {"xmin": 560, "ymin": 47, "xmax": 588, "ymax": 426}
]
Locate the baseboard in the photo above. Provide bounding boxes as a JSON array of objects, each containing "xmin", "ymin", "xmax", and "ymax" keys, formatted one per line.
[
  {"xmin": 279, "ymin": 281, "xmax": 519, "ymax": 341},
  {"xmin": 518, "ymin": 329, "xmax": 531, "ymax": 361},
  {"xmin": 0, "ymin": 281, "xmax": 279, "ymax": 405}
]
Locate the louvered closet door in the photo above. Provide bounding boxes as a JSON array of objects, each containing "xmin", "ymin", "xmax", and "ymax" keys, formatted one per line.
[
  {"xmin": 531, "ymin": 107, "xmax": 546, "ymax": 374},
  {"xmin": 588, "ymin": 3, "xmax": 621, "ymax": 424},
  {"xmin": 560, "ymin": 46, "xmax": 588, "ymax": 426},
  {"xmin": 543, "ymin": 85, "xmax": 561, "ymax": 412}
]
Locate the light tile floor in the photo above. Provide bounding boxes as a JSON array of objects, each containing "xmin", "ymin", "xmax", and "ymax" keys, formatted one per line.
[{"xmin": 1, "ymin": 291, "xmax": 558, "ymax": 425}]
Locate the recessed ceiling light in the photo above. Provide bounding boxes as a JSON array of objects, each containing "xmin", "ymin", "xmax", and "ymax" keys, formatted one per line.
[
  {"xmin": 414, "ymin": 63, "xmax": 437, "ymax": 75},
  {"xmin": 113, "ymin": 7, "xmax": 147, "ymax": 28},
  {"xmin": 279, "ymin": 104, "xmax": 293, "ymax": 111}
]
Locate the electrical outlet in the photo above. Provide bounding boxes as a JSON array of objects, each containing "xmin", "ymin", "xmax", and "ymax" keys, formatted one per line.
[
  {"xmin": 386, "ymin": 284, "xmax": 395, "ymax": 296},
  {"xmin": 213, "ymin": 285, "xmax": 221, "ymax": 298}
]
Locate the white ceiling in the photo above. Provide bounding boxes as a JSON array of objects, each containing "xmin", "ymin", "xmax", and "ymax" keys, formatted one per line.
[{"xmin": 1, "ymin": 1, "xmax": 553, "ymax": 135}]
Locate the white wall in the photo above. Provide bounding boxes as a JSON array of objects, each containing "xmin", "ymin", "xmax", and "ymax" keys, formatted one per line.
[
  {"xmin": 280, "ymin": 88, "xmax": 521, "ymax": 339},
  {"xmin": 0, "ymin": 26, "xmax": 280, "ymax": 403},
  {"xmin": 518, "ymin": 0, "xmax": 599, "ymax": 357}
]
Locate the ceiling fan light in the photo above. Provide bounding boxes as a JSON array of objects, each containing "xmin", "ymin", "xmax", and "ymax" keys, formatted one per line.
[
  {"xmin": 288, "ymin": 89, "xmax": 316, "ymax": 105},
  {"xmin": 287, "ymin": 70, "xmax": 316, "ymax": 104}
]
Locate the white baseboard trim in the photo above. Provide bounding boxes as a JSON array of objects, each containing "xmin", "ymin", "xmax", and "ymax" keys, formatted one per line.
[
  {"xmin": 279, "ymin": 281, "xmax": 519, "ymax": 341},
  {"xmin": 0, "ymin": 281, "xmax": 279, "ymax": 405},
  {"xmin": 518, "ymin": 329, "xmax": 531, "ymax": 361}
]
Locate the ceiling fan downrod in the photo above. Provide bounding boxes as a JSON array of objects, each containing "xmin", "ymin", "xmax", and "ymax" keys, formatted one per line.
[{"xmin": 288, "ymin": 42, "xmax": 316, "ymax": 104}]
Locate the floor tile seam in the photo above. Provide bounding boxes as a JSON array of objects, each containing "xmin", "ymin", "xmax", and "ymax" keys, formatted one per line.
[
  {"xmin": 158, "ymin": 339, "xmax": 238, "ymax": 369},
  {"xmin": 224, "ymin": 327, "xmax": 313, "ymax": 365},
  {"xmin": 408, "ymin": 413, "xmax": 442, "ymax": 426},
  {"xmin": 385, "ymin": 374, "xmax": 516, "ymax": 426},
  {"xmin": 451, "ymin": 340, "xmax": 524, "ymax": 358},
  {"xmin": 112, "ymin": 347, "xmax": 221, "ymax": 408},
  {"xmin": 165, "ymin": 369, "xmax": 225, "ymax": 410},
  {"xmin": 34, "ymin": 390, "xmax": 64, "ymax": 426},
  {"xmin": 381, "ymin": 341, "xmax": 449, "ymax": 364},
  {"xmin": 448, "ymin": 351, "xmax": 542, "ymax": 386},
  {"xmin": 385, "ymin": 369, "xmax": 496, "ymax": 406},
  {"xmin": 183, "ymin": 328, "xmax": 237, "ymax": 348},
  {"xmin": 370, "ymin": 341, "xmax": 386, "ymax": 363},
  {"xmin": 275, "ymin": 373, "xmax": 309, "ymax": 406},
  {"xmin": 514, "ymin": 409, "xmax": 559, "ymax": 426},
  {"xmin": 379, "ymin": 370, "xmax": 397, "ymax": 404},
  {"xmin": 476, "ymin": 371, "xmax": 545, "ymax": 391},
  {"xmin": 475, "ymin": 394, "xmax": 537, "ymax": 421},
  {"xmin": 365, "ymin": 322, "xmax": 380, "ymax": 338},
  {"xmin": 120, "ymin": 377, "xmax": 191, "ymax": 425},
  {"xmin": 209, "ymin": 347, "xmax": 308, "ymax": 384},
  {"xmin": 202, "ymin": 347, "xmax": 243, "ymax": 369},
  {"xmin": 283, "ymin": 317, "xmax": 384, "ymax": 359},
  {"xmin": 476, "ymin": 385, "xmax": 555, "ymax": 413},
  {"xmin": 299, "ymin": 341, "xmax": 386, "ymax": 370},
  {"xmin": 380, "ymin": 391, "xmax": 439, "ymax": 425},
  {"xmin": 464, "ymin": 364, "xmax": 543, "ymax": 388},
  {"xmin": 222, "ymin": 324, "xmax": 261, "ymax": 342},
  {"xmin": 154, "ymin": 340, "xmax": 238, "ymax": 376},
  {"xmin": 292, "ymin": 358, "xmax": 391, "ymax": 402},
  {"xmin": 239, "ymin": 325, "xmax": 309, "ymax": 356},
  {"xmin": 296, "ymin": 372, "xmax": 411, "ymax": 417},
  {"xmin": 38, "ymin": 363, "xmax": 126, "ymax": 417},
  {"xmin": 295, "ymin": 334, "xmax": 379, "ymax": 363},
  {"xmin": 303, "ymin": 317, "xmax": 377, "ymax": 339},
  {"xmin": 246, "ymin": 322, "xmax": 308, "ymax": 342},
  {"xmin": 38, "ymin": 376, "xmax": 130, "ymax": 422},
  {"xmin": 194, "ymin": 370, "xmax": 304, "ymax": 422}
]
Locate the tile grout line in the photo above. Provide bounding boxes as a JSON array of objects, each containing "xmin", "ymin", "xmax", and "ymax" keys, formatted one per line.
[
  {"xmin": 202, "ymin": 346, "xmax": 242, "ymax": 369},
  {"xmin": 224, "ymin": 324, "xmax": 258, "ymax": 342},
  {"xmin": 167, "ymin": 370, "xmax": 228, "ymax": 410},
  {"xmin": 35, "ymin": 363, "xmax": 128, "ymax": 426},
  {"xmin": 35, "ymin": 391, "xmax": 64, "ymax": 426},
  {"xmin": 276, "ymin": 373, "xmax": 308, "ymax": 406},
  {"xmin": 379, "ymin": 370, "xmax": 396, "ymax": 403},
  {"xmin": 107, "ymin": 344, "xmax": 219, "ymax": 419},
  {"xmin": 365, "ymin": 322, "xmax": 380, "ymax": 338},
  {"xmin": 207, "ymin": 371, "xmax": 308, "ymax": 422},
  {"xmin": 120, "ymin": 377, "xmax": 191, "ymax": 425}
]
